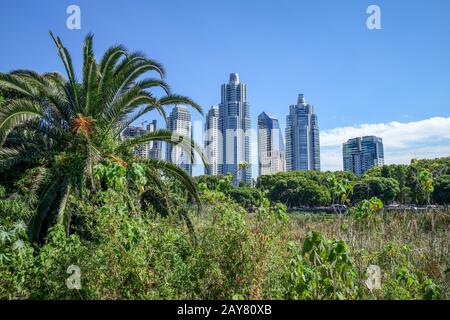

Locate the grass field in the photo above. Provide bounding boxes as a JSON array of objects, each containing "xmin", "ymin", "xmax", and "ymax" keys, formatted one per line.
[{"xmin": 286, "ymin": 209, "xmax": 450, "ymax": 299}]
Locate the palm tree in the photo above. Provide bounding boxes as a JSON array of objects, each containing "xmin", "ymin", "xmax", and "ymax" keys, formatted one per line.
[{"xmin": 0, "ymin": 33, "xmax": 205, "ymax": 242}]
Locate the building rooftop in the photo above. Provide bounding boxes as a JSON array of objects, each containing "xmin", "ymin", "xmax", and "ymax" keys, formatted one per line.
[{"xmin": 229, "ymin": 73, "xmax": 240, "ymax": 84}]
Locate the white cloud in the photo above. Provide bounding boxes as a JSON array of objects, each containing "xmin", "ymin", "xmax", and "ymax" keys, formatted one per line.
[{"xmin": 320, "ymin": 117, "xmax": 450, "ymax": 171}]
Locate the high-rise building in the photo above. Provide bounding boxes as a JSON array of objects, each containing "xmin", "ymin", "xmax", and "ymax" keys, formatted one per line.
[
  {"xmin": 285, "ymin": 94, "xmax": 320, "ymax": 171},
  {"xmin": 122, "ymin": 120, "xmax": 163, "ymax": 160},
  {"xmin": 166, "ymin": 105, "xmax": 192, "ymax": 175},
  {"xmin": 258, "ymin": 112, "xmax": 285, "ymax": 176},
  {"xmin": 218, "ymin": 73, "xmax": 252, "ymax": 185},
  {"xmin": 343, "ymin": 136, "xmax": 384, "ymax": 176},
  {"xmin": 121, "ymin": 126, "xmax": 150, "ymax": 158},
  {"xmin": 204, "ymin": 105, "xmax": 220, "ymax": 175},
  {"xmin": 146, "ymin": 120, "xmax": 162, "ymax": 160}
]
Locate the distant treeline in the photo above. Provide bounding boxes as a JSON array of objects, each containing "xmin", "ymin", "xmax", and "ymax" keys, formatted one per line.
[{"xmin": 195, "ymin": 157, "xmax": 450, "ymax": 208}]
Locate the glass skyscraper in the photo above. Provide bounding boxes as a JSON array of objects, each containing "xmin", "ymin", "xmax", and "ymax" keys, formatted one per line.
[
  {"xmin": 146, "ymin": 120, "xmax": 162, "ymax": 160},
  {"xmin": 218, "ymin": 73, "xmax": 252, "ymax": 185},
  {"xmin": 204, "ymin": 105, "xmax": 220, "ymax": 176},
  {"xmin": 343, "ymin": 136, "xmax": 384, "ymax": 176},
  {"xmin": 285, "ymin": 94, "xmax": 320, "ymax": 171},
  {"xmin": 121, "ymin": 126, "xmax": 149, "ymax": 158},
  {"xmin": 257, "ymin": 112, "xmax": 285, "ymax": 176},
  {"xmin": 166, "ymin": 105, "xmax": 192, "ymax": 175}
]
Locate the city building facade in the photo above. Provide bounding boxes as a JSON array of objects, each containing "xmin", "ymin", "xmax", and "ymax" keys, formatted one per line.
[
  {"xmin": 122, "ymin": 120, "xmax": 163, "ymax": 160},
  {"xmin": 218, "ymin": 73, "xmax": 252, "ymax": 185},
  {"xmin": 343, "ymin": 136, "xmax": 384, "ymax": 176},
  {"xmin": 204, "ymin": 105, "xmax": 220, "ymax": 175},
  {"xmin": 121, "ymin": 125, "xmax": 150, "ymax": 158},
  {"xmin": 146, "ymin": 120, "xmax": 162, "ymax": 160},
  {"xmin": 166, "ymin": 105, "xmax": 193, "ymax": 175},
  {"xmin": 285, "ymin": 94, "xmax": 320, "ymax": 171},
  {"xmin": 258, "ymin": 112, "xmax": 285, "ymax": 176}
]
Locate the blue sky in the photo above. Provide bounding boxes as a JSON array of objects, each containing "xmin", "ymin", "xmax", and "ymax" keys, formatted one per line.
[{"xmin": 1, "ymin": 0, "xmax": 450, "ymax": 174}]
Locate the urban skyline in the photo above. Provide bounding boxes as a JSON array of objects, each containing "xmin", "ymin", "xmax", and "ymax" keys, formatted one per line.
[
  {"xmin": 129, "ymin": 73, "xmax": 391, "ymax": 180},
  {"xmin": 2, "ymin": 2, "xmax": 449, "ymax": 173}
]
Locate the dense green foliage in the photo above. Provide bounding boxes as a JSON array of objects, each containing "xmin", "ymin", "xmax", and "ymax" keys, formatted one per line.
[
  {"xmin": 364, "ymin": 158, "xmax": 450, "ymax": 204},
  {"xmin": 255, "ymin": 158, "xmax": 450, "ymax": 207},
  {"xmin": 1, "ymin": 180, "xmax": 448, "ymax": 300}
]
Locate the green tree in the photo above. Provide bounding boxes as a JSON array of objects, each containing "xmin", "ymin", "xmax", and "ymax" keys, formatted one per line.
[
  {"xmin": 325, "ymin": 175, "xmax": 353, "ymax": 205},
  {"xmin": 269, "ymin": 177, "xmax": 330, "ymax": 207},
  {"xmin": 418, "ymin": 170, "xmax": 434, "ymax": 205},
  {"xmin": 433, "ymin": 175, "xmax": 450, "ymax": 204},
  {"xmin": 365, "ymin": 164, "xmax": 411, "ymax": 203},
  {"xmin": 353, "ymin": 177, "xmax": 400, "ymax": 204},
  {"xmin": 227, "ymin": 187, "xmax": 261, "ymax": 208},
  {"xmin": 0, "ymin": 33, "xmax": 205, "ymax": 242}
]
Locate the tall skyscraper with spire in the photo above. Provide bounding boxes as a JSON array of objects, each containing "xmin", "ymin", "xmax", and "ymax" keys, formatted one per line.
[
  {"xmin": 166, "ymin": 105, "xmax": 192, "ymax": 175},
  {"xmin": 218, "ymin": 73, "xmax": 252, "ymax": 185},
  {"xmin": 285, "ymin": 94, "xmax": 320, "ymax": 171}
]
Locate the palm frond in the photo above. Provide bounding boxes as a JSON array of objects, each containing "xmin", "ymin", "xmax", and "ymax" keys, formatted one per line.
[
  {"xmin": 82, "ymin": 33, "xmax": 100, "ymax": 115},
  {"xmin": 159, "ymin": 95, "xmax": 203, "ymax": 116},
  {"xmin": 117, "ymin": 129, "xmax": 208, "ymax": 166},
  {"xmin": 99, "ymin": 90, "xmax": 159, "ymax": 140},
  {"xmin": 137, "ymin": 78, "xmax": 171, "ymax": 95},
  {"xmin": 98, "ymin": 45, "xmax": 127, "ymax": 105},
  {"xmin": 0, "ymin": 73, "xmax": 40, "ymax": 98},
  {"xmin": 0, "ymin": 99, "xmax": 44, "ymax": 144},
  {"xmin": 29, "ymin": 177, "xmax": 60, "ymax": 242},
  {"xmin": 0, "ymin": 145, "xmax": 44, "ymax": 170},
  {"xmin": 56, "ymin": 181, "xmax": 72, "ymax": 232},
  {"xmin": 106, "ymin": 59, "xmax": 166, "ymax": 112},
  {"xmin": 49, "ymin": 32, "xmax": 81, "ymax": 113},
  {"xmin": 142, "ymin": 158, "xmax": 202, "ymax": 213}
]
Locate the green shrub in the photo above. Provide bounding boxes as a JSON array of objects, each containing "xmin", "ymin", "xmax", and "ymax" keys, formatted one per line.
[{"xmin": 0, "ymin": 218, "xmax": 34, "ymax": 299}]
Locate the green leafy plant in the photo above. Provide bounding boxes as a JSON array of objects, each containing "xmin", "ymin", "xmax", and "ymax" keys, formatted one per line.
[
  {"xmin": 348, "ymin": 197, "xmax": 383, "ymax": 221},
  {"xmin": 419, "ymin": 170, "xmax": 434, "ymax": 205},
  {"xmin": 283, "ymin": 231, "xmax": 359, "ymax": 300}
]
